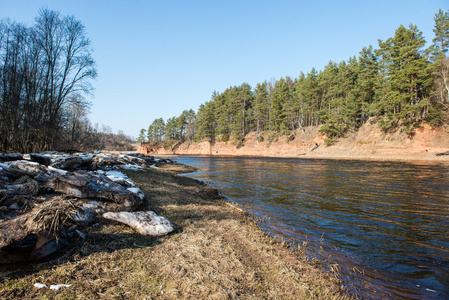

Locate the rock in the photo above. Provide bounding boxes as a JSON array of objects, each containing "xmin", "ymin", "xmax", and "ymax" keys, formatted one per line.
[
  {"xmin": 5, "ymin": 176, "xmax": 39, "ymax": 195},
  {"xmin": 102, "ymin": 211, "xmax": 175, "ymax": 236},
  {"xmin": 0, "ymin": 162, "xmax": 22, "ymax": 180},
  {"xmin": 5, "ymin": 160, "xmax": 47, "ymax": 177},
  {"xmin": 75, "ymin": 229, "xmax": 86, "ymax": 239},
  {"xmin": 119, "ymin": 154, "xmax": 148, "ymax": 166},
  {"xmin": 105, "ymin": 170, "xmax": 135, "ymax": 187},
  {"xmin": 69, "ymin": 207, "xmax": 97, "ymax": 225},
  {"xmin": 92, "ymin": 153, "xmax": 122, "ymax": 168},
  {"xmin": 45, "ymin": 171, "xmax": 142, "ymax": 209},
  {"xmin": 118, "ymin": 164, "xmax": 143, "ymax": 171},
  {"xmin": 0, "ymin": 150, "xmax": 177, "ymax": 263},
  {"xmin": 0, "ymin": 153, "xmax": 23, "ymax": 162},
  {"xmin": 127, "ymin": 187, "xmax": 145, "ymax": 201},
  {"xmin": 0, "ymin": 196, "xmax": 96, "ymax": 263},
  {"xmin": 126, "ymin": 152, "xmax": 155, "ymax": 163},
  {"xmin": 28, "ymin": 153, "xmax": 53, "ymax": 166},
  {"xmin": 50, "ymin": 156, "xmax": 85, "ymax": 170},
  {"xmin": 0, "ymin": 221, "xmax": 58, "ymax": 264}
]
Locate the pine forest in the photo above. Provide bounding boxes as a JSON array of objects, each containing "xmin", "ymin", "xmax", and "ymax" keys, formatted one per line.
[{"xmin": 140, "ymin": 9, "xmax": 449, "ymax": 146}]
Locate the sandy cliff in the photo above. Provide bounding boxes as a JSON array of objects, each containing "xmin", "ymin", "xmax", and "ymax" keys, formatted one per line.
[{"xmin": 138, "ymin": 121, "xmax": 449, "ymax": 162}]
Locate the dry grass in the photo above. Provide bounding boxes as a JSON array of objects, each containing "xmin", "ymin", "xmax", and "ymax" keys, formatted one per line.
[{"xmin": 0, "ymin": 165, "xmax": 350, "ymax": 299}]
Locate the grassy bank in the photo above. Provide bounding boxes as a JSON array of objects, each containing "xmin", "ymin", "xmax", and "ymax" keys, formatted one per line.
[{"xmin": 0, "ymin": 165, "xmax": 349, "ymax": 299}]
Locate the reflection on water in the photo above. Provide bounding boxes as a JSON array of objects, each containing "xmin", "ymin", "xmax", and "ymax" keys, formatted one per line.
[{"xmin": 173, "ymin": 156, "xmax": 449, "ymax": 299}]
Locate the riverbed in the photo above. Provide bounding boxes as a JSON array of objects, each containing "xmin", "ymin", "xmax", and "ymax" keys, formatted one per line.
[{"xmin": 172, "ymin": 156, "xmax": 449, "ymax": 299}]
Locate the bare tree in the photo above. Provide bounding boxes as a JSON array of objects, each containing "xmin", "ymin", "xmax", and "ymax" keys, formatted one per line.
[
  {"xmin": 33, "ymin": 9, "xmax": 97, "ymax": 150},
  {"xmin": 0, "ymin": 9, "xmax": 97, "ymax": 152}
]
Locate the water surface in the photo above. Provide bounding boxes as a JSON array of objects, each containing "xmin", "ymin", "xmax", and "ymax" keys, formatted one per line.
[{"xmin": 173, "ymin": 156, "xmax": 449, "ymax": 299}]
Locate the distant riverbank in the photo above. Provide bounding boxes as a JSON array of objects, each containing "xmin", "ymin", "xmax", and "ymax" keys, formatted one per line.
[{"xmin": 139, "ymin": 122, "xmax": 449, "ymax": 164}]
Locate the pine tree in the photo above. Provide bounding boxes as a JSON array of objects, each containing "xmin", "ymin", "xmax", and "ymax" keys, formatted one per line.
[
  {"xmin": 433, "ymin": 9, "xmax": 449, "ymax": 56},
  {"xmin": 194, "ymin": 101, "xmax": 215, "ymax": 142},
  {"xmin": 356, "ymin": 46, "xmax": 378, "ymax": 121},
  {"xmin": 253, "ymin": 82, "xmax": 269, "ymax": 138},
  {"xmin": 137, "ymin": 128, "xmax": 146, "ymax": 143},
  {"xmin": 270, "ymin": 78, "xmax": 289, "ymax": 133},
  {"xmin": 377, "ymin": 24, "xmax": 432, "ymax": 130},
  {"xmin": 292, "ymin": 73, "xmax": 306, "ymax": 133},
  {"xmin": 164, "ymin": 117, "xmax": 177, "ymax": 140},
  {"xmin": 432, "ymin": 9, "xmax": 449, "ymax": 104},
  {"xmin": 302, "ymin": 68, "xmax": 321, "ymax": 127}
]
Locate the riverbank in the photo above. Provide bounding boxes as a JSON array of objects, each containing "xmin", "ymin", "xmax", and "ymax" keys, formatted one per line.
[
  {"xmin": 139, "ymin": 122, "xmax": 449, "ymax": 164},
  {"xmin": 0, "ymin": 164, "xmax": 348, "ymax": 299}
]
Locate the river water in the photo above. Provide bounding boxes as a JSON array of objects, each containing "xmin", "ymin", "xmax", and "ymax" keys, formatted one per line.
[{"xmin": 171, "ymin": 156, "xmax": 449, "ymax": 299}]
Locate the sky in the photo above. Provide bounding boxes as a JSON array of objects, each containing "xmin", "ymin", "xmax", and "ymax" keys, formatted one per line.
[{"xmin": 1, "ymin": 0, "xmax": 448, "ymax": 138}]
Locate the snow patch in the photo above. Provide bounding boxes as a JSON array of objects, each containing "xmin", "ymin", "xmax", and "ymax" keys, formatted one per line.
[
  {"xmin": 127, "ymin": 187, "xmax": 145, "ymax": 200},
  {"xmin": 50, "ymin": 284, "xmax": 72, "ymax": 290},
  {"xmin": 119, "ymin": 164, "xmax": 143, "ymax": 171},
  {"xmin": 105, "ymin": 170, "xmax": 135, "ymax": 186},
  {"xmin": 48, "ymin": 166, "xmax": 68, "ymax": 175}
]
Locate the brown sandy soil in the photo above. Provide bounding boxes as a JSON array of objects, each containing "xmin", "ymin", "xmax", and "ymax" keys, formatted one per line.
[
  {"xmin": 139, "ymin": 121, "xmax": 449, "ymax": 164},
  {"xmin": 0, "ymin": 165, "xmax": 349, "ymax": 299}
]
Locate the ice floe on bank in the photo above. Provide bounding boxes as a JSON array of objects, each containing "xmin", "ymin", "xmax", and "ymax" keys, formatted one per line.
[{"xmin": 0, "ymin": 151, "xmax": 175, "ymax": 263}]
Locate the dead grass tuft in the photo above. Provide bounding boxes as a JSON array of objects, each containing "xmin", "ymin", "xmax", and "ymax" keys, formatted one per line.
[{"xmin": 25, "ymin": 197, "xmax": 78, "ymax": 233}]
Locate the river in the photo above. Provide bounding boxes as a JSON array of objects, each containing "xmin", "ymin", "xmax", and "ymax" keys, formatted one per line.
[{"xmin": 171, "ymin": 156, "xmax": 449, "ymax": 299}]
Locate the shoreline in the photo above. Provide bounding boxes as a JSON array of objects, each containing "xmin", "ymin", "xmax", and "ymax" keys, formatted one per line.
[
  {"xmin": 0, "ymin": 163, "xmax": 349, "ymax": 299},
  {"xmin": 139, "ymin": 123, "xmax": 449, "ymax": 165},
  {"xmin": 152, "ymin": 151, "xmax": 449, "ymax": 164}
]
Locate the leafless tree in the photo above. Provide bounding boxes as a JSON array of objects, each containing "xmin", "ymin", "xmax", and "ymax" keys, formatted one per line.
[{"xmin": 0, "ymin": 9, "xmax": 97, "ymax": 152}]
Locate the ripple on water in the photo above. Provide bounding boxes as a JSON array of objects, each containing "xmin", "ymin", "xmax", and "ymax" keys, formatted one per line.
[{"xmin": 175, "ymin": 156, "xmax": 449, "ymax": 299}]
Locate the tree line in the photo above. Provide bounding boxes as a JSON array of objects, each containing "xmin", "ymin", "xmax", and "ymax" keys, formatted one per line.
[
  {"xmin": 0, "ymin": 8, "xmax": 104, "ymax": 152},
  {"xmin": 142, "ymin": 9, "xmax": 448, "ymax": 146}
]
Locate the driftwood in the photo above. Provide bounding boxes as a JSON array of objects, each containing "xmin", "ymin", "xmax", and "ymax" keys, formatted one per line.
[{"xmin": 0, "ymin": 151, "xmax": 174, "ymax": 263}]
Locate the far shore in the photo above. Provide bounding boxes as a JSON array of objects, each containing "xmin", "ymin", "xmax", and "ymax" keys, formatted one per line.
[
  {"xmin": 139, "ymin": 122, "xmax": 449, "ymax": 165},
  {"xmin": 149, "ymin": 150, "xmax": 449, "ymax": 164}
]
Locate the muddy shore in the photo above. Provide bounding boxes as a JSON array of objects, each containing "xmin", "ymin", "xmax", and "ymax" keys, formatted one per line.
[{"xmin": 0, "ymin": 163, "xmax": 349, "ymax": 299}]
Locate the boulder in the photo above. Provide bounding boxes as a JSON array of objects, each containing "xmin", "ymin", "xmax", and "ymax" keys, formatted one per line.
[
  {"xmin": 0, "ymin": 153, "xmax": 23, "ymax": 162},
  {"xmin": 28, "ymin": 153, "xmax": 53, "ymax": 166},
  {"xmin": 92, "ymin": 153, "xmax": 122, "ymax": 168},
  {"xmin": 0, "ymin": 162, "xmax": 25, "ymax": 180},
  {"xmin": 5, "ymin": 160, "xmax": 47, "ymax": 177},
  {"xmin": 45, "ymin": 171, "xmax": 142, "ymax": 209},
  {"xmin": 50, "ymin": 156, "xmax": 85, "ymax": 170},
  {"xmin": 119, "ymin": 154, "xmax": 148, "ymax": 166},
  {"xmin": 4, "ymin": 176, "xmax": 39, "ymax": 196},
  {"xmin": 0, "ymin": 151, "xmax": 176, "ymax": 263}
]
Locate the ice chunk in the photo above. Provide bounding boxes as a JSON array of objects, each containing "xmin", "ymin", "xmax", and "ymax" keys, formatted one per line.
[
  {"xmin": 102, "ymin": 211, "xmax": 175, "ymax": 236},
  {"xmin": 34, "ymin": 283, "xmax": 48, "ymax": 289},
  {"xmin": 50, "ymin": 284, "xmax": 72, "ymax": 290}
]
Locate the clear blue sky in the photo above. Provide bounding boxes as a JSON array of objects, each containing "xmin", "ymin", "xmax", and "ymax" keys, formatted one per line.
[{"xmin": 1, "ymin": 0, "xmax": 447, "ymax": 138}]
